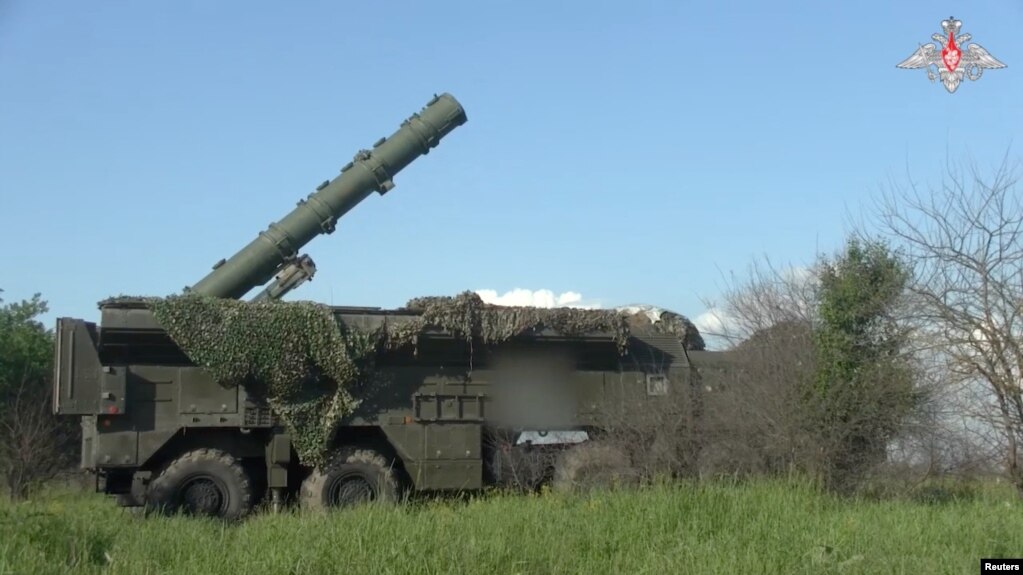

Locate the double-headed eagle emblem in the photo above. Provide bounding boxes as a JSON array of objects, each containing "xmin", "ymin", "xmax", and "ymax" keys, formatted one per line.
[{"xmin": 897, "ymin": 17, "xmax": 1005, "ymax": 93}]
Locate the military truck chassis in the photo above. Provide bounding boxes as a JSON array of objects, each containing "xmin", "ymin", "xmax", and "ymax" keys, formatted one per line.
[{"xmin": 56, "ymin": 305, "xmax": 699, "ymax": 518}]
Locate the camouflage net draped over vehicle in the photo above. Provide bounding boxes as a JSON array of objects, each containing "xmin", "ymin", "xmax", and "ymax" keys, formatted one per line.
[
  {"xmin": 107, "ymin": 291, "xmax": 699, "ymax": 464},
  {"xmin": 145, "ymin": 296, "xmax": 374, "ymax": 463},
  {"xmin": 625, "ymin": 310, "xmax": 706, "ymax": 352},
  {"xmin": 390, "ymin": 292, "xmax": 632, "ymax": 353}
]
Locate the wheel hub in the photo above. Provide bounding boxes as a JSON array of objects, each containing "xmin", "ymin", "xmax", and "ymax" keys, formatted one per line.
[
  {"xmin": 328, "ymin": 476, "xmax": 374, "ymax": 507},
  {"xmin": 180, "ymin": 476, "xmax": 227, "ymax": 515}
]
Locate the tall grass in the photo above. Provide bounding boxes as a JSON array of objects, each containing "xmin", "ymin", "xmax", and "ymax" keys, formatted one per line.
[{"xmin": 1, "ymin": 479, "xmax": 1020, "ymax": 574}]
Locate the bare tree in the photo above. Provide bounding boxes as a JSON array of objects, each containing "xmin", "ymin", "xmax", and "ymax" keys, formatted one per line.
[
  {"xmin": 871, "ymin": 153, "xmax": 1023, "ymax": 495},
  {"xmin": 696, "ymin": 258, "xmax": 821, "ymax": 479},
  {"xmin": 701, "ymin": 258, "xmax": 818, "ymax": 345},
  {"xmin": 0, "ymin": 371, "xmax": 77, "ymax": 500}
]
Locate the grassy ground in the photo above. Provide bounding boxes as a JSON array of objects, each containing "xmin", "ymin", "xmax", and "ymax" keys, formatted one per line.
[{"xmin": 1, "ymin": 479, "xmax": 1020, "ymax": 575}]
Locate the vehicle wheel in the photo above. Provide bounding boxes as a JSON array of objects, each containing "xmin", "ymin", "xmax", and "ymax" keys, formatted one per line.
[
  {"xmin": 145, "ymin": 448, "xmax": 254, "ymax": 520},
  {"xmin": 552, "ymin": 442, "xmax": 638, "ymax": 493},
  {"xmin": 300, "ymin": 447, "xmax": 399, "ymax": 512}
]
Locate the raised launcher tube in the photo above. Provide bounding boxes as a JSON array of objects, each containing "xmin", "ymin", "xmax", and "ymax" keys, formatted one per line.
[{"xmin": 188, "ymin": 93, "xmax": 467, "ymax": 299}]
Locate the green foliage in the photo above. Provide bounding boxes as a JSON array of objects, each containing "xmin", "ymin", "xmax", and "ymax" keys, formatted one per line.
[
  {"xmin": 3, "ymin": 480, "xmax": 1022, "ymax": 574},
  {"xmin": 0, "ymin": 290, "xmax": 78, "ymax": 501},
  {"xmin": 0, "ymin": 289, "xmax": 53, "ymax": 400},
  {"xmin": 814, "ymin": 240, "xmax": 908, "ymax": 391},
  {"xmin": 807, "ymin": 239, "xmax": 917, "ymax": 491}
]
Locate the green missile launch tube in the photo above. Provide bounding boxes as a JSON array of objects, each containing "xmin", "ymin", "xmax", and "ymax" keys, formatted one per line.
[{"xmin": 189, "ymin": 93, "xmax": 467, "ymax": 299}]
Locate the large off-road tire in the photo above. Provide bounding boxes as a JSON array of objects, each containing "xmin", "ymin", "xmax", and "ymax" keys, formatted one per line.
[
  {"xmin": 552, "ymin": 442, "xmax": 639, "ymax": 493},
  {"xmin": 144, "ymin": 448, "xmax": 254, "ymax": 521},
  {"xmin": 300, "ymin": 447, "xmax": 400, "ymax": 512}
]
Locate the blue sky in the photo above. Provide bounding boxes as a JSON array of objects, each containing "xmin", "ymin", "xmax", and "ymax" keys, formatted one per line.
[{"xmin": 1, "ymin": 1, "xmax": 1020, "ymax": 342}]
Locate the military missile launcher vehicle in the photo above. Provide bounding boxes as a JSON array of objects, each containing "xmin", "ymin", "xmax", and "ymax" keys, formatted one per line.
[{"xmin": 53, "ymin": 93, "xmax": 706, "ymax": 519}]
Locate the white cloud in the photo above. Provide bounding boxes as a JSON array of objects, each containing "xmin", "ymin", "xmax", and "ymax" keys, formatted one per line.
[
  {"xmin": 693, "ymin": 307, "xmax": 737, "ymax": 351},
  {"xmin": 475, "ymin": 288, "xmax": 601, "ymax": 309},
  {"xmin": 693, "ymin": 308, "xmax": 729, "ymax": 336}
]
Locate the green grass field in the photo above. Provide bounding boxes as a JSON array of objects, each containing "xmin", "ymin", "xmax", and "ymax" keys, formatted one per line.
[{"xmin": 1, "ymin": 479, "xmax": 1020, "ymax": 575}]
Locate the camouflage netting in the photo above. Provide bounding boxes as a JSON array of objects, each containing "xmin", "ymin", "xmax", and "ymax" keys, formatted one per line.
[
  {"xmin": 389, "ymin": 292, "xmax": 632, "ymax": 352},
  {"xmin": 141, "ymin": 295, "xmax": 373, "ymax": 463},
  {"xmin": 102, "ymin": 291, "xmax": 702, "ymax": 464},
  {"xmin": 624, "ymin": 309, "xmax": 706, "ymax": 352}
]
